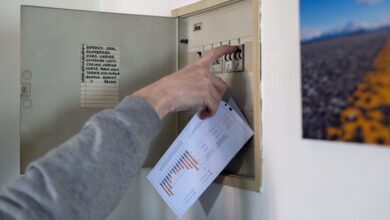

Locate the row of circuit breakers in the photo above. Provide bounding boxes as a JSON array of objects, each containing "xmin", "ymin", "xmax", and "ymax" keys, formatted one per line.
[{"xmin": 198, "ymin": 44, "xmax": 244, "ymax": 74}]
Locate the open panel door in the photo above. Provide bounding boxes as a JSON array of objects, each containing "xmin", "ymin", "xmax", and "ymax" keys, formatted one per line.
[{"xmin": 20, "ymin": 6, "xmax": 177, "ymax": 172}]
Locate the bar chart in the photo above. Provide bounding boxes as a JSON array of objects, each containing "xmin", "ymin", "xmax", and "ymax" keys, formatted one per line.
[{"xmin": 160, "ymin": 150, "xmax": 199, "ymax": 197}]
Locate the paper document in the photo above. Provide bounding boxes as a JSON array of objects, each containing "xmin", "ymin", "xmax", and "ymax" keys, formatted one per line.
[{"xmin": 147, "ymin": 99, "xmax": 254, "ymax": 217}]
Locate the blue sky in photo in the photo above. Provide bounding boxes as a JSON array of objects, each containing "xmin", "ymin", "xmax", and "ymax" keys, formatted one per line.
[{"xmin": 300, "ymin": 0, "xmax": 390, "ymax": 40}]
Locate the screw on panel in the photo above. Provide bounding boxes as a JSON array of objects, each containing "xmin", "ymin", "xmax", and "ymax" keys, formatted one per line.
[
  {"xmin": 22, "ymin": 71, "xmax": 32, "ymax": 80},
  {"xmin": 23, "ymin": 99, "xmax": 32, "ymax": 108}
]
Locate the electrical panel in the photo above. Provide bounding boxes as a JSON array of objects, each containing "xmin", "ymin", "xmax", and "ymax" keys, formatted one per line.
[
  {"xmin": 20, "ymin": 0, "xmax": 261, "ymax": 191},
  {"xmin": 176, "ymin": 0, "xmax": 261, "ymax": 191}
]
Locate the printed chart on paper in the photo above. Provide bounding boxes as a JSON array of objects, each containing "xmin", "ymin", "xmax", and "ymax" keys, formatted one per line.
[{"xmin": 148, "ymin": 99, "xmax": 253, "ymax": 217}]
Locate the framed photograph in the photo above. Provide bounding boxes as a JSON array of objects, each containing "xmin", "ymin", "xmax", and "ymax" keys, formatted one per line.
[{"xmin": 300, "ymin": 0, "xmax": 390, "ymax": 145}]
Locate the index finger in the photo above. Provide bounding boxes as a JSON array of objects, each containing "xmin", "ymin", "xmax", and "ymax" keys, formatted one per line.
[{"xmin": 200, "ymin": 45, "xmax": 238, "ymax": 64}]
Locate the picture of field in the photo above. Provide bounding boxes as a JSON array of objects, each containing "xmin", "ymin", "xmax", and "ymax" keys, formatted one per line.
[{"xmin": 300, "ymin": 0, "xmax": 390, "ymax": 145}]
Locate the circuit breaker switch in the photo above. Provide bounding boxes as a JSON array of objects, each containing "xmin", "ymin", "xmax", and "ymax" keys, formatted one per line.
[
  {"xmin": 211, "ymin": 59, "xmax": 223, "ymax": 73},
  {"xmin": 196, "ymin": 51, "xmax": 202, "ymax": 58},
  {"xmin": 234, "ymin": 48, "xmax": 242, "ymax": 60},
  {"xmin": 223, "ymin": 44, "xmax": 244, "ymax": 72}
]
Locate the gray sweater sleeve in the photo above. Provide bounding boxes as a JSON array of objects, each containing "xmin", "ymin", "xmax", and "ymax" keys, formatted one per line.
[{"xmin": 0, "ymin": 96, "xmax": 161, "ymax": 220}]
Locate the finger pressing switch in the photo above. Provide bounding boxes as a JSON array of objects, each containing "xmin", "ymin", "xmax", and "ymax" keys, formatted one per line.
[{"xmin": 223, "ymin": 45, "xmax": 244, "ymax": 72}]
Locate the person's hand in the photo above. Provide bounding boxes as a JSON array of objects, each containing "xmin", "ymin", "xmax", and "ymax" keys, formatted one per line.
[{"xmin": 132, "ymin": 45, "xmax": 237, "ymax": 119}]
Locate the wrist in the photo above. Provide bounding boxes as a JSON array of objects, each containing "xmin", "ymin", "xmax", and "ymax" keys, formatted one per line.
[{"xmin": 132, "ymin": 83, "xmax": 172, "ymax": 119}]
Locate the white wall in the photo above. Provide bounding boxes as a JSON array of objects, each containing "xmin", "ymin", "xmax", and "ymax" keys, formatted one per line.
[{"xmin": 2, "ymin": 0, "xmax": 390, "ymax": 220}]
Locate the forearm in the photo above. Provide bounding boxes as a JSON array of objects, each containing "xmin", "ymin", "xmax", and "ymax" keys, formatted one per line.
[
  {"xmin": 0, "ymin": 96, "xmax": 161, "ymax": 220},
  {"xmin": 0, "ymin": 45, "xmax": 235, "ymax": 220}
]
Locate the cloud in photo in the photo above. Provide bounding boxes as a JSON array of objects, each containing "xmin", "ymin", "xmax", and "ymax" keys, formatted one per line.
[
  {"xmin": 300, "ymin": 27, "xmax": 322, "ymax": 41},
  {"xmin": 301, "ymin": 17, "xmax": 390, "ymax": 41},
  {"xmin": 328, "ymin": 18, "xmax": 390, "ymax": 33},
  {"xmin": 356, "ymin": 0, "xmax": 383, "ymax": 5}
]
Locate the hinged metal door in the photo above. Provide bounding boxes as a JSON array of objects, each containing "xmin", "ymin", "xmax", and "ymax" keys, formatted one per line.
[{"xmin": 20, "ymin": 6, "xmax": 177, "ymax": 172}]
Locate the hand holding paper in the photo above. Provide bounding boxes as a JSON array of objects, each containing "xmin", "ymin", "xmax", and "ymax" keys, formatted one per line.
[{"xmin": 147, "ymin": 98, "xmax": 253, "ymax": 217}]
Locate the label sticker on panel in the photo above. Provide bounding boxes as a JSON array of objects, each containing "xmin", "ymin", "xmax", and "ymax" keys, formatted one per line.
[{"xmin": 80, "ymin": 44, "xmax": 120, "ymax": 108}]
